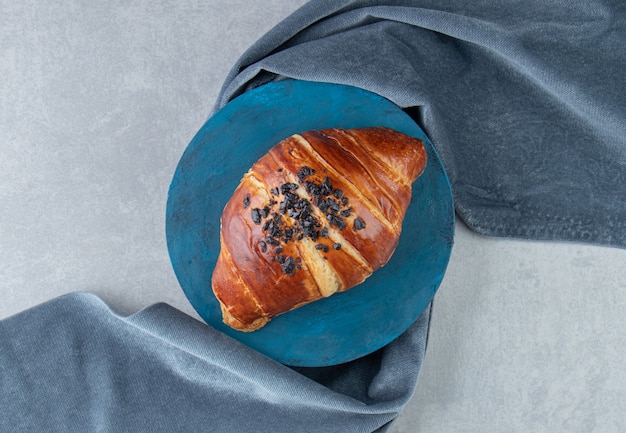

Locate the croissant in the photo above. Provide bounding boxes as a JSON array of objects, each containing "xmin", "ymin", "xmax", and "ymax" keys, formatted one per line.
[{"xmin": 211, "ymin": 126, "xmax": 427, "ymax": 332}]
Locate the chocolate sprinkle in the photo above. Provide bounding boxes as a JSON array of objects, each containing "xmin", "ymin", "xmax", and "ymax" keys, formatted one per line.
[
  {"xmin": 315, "ymin": 243, "xmax": 329, "ymax": 252},
  {"xmin": 246, "ymin": 165, "xmax": 367, "ymax": 275},
  {"xmin": 251, "ymin": 208, "xmax": 262, "ymax": 224},
  {"xmin": 297, "ymin": 166, "xmax": 315, "ymax": 181},
  {"xmin": 354, "ymin": 217, "xmax": 366, "ymax": 231},
  {"xmin": 281, "ymin": 256, "xmax": 296, "ymax": 275}
]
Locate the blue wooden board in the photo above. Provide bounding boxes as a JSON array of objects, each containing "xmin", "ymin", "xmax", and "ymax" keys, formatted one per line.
[{"xmin": 166, "ymin": 79, "xmax": 454, "ymax": 366}]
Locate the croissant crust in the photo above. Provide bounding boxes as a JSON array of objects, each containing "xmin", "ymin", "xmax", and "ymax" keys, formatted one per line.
[{"xmin": 211, "ymin": 127, "xmax": 427, "ymax": 331}]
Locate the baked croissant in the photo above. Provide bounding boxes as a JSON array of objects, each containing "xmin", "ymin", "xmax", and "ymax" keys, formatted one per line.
[{"xmin": 211, "ymin": 126, "xmax": 427, "ymax": 332}]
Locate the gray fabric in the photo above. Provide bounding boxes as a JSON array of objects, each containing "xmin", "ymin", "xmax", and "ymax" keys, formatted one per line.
[
  {"xmin": 1, "ymin": 292, "xmax": 429, "ymax": 432},
  {"xmin": 217, "ymin": 0, "xmax": 626, "ymax": 248},
  {"xmin": 2, "ymin": 1, "xmax": 625, "ymax": 432}
]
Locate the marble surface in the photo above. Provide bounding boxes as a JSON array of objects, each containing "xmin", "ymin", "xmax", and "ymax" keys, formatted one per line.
[{"xmin": 1, "ymin": 1, "xmax": 625, "ymax": 432}]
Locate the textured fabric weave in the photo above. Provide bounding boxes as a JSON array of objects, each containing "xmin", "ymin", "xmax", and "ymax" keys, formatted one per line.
[{"xmin": 1, "ymin": 293, "xmax": 429, "ymax": 432}]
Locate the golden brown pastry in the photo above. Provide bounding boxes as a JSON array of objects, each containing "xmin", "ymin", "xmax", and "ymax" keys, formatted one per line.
[{"xmin": 211, "ymin": 127, "xmax": 427, "ymax": 332}]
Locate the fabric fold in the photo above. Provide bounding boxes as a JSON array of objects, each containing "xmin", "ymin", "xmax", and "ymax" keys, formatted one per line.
[{"xmin": 1, "ymin": 292, "xmax": 429, "ymax": 432}]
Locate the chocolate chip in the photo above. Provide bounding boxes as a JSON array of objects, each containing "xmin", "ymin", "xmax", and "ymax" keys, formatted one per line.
[
  {"xmin": 354, "ymin": 217, "xmax": 366, "ymax": 231},
  {"xmin": 280, "ymin": 182, "xmax": 298, "ymax": 194},
  {"xmin": 249, "ymin": 165, "xmax": 363, "ymax": 275},
  {"xmin": 281, "ymin": 256, "xmax": 296, "ymax": 275},
  {"xmin": 251, "ymin": 208, "xmax": 262, "ymax": 224},
  {"xmin": 297, "ymin": 166, "xmax": 315, "ymax": 181},
  {"xmin": 328, "ymin": 214, "xmax": 346, "ymax": 230}
]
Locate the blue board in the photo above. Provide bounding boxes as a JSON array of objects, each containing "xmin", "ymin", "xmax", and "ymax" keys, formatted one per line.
[{"xmin": 166, "ymin": 79, "xmax": 454, "ymax": 366}]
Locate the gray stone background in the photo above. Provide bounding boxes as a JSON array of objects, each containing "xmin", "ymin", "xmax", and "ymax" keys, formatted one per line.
[{"xmin": 1, "ymin": 1, "xmax": 625, "ymax": 432}]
